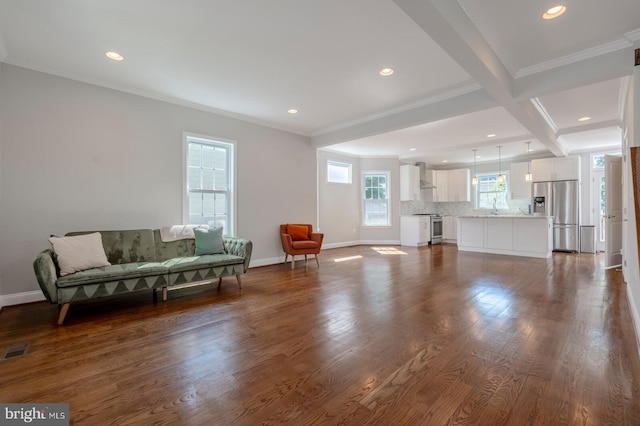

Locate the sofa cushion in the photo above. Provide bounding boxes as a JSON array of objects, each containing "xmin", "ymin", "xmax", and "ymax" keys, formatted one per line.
[
  {"xmin": 291, "ymin": 240, "xmax": 320, "ymax": 249},
  {"xmin": 66, "ymin": 229, "xmax": 157, "ymax": 264},
  {"xmin": 56, "ymin": 262, "xmax": 168, "ymax": 288},
  {"xmin": 287, "ymin": 224, "xmax": 310, "ymax": 241},
  {"xmin": 163, "ymin": 254, "xmax": 244, "ymax": 273},
  {"xmin": 194, "ymin": 227, "xmax": 225, "ymax": 255},
  {"xmin": 49, "ymin": 232, "xmax": 111, "ymax": 276}
]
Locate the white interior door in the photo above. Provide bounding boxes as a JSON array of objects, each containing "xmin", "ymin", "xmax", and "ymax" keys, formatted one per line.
[
  {"xmin": 592, "ymin": 170, "xmax": 605, "ymax": 252},
  {"xmin": 605, "ymin": 155, "xmax": 623, "ymax": 267}
]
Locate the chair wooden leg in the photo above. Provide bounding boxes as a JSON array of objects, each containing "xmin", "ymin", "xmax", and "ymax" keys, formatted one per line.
[
  {"xmin": 315, "ymin": 253, "xmax": 320, "ymax": 267},
  {"xmin": 217, "ymin": 277, "xmax": 223, "ymax": 292},
  {"xmin": 162, "ymin": 287, "xmax": 168, "ymax": 302},
  {"xmin": 304, "ymin": 254, "xmax": 308, "ymax": 266},
  {"xmin": 236, "ymin": 274, "xmax": 242, "ymax": 290},
  {"xmin": 284, "ymin": 253, "xmax": 288, "ymax": 264},
  {"xmin": 57, "ymin": 303, "xmax": 70, "ymax": 325},
  {"xmin": 291, "ymin": 255, "xmax": 295, "ymax": 269}
]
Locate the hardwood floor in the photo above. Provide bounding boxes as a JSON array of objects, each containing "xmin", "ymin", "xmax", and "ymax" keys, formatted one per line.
[{"xmin": 1, "ymin": 244, "xmax": 639, "ymax": 425}]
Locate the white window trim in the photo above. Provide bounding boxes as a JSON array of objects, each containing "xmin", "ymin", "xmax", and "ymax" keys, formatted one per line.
[
  {"xmin": 475, "ymin": 171, "xmax": 510, "ymax": 210},
  {"xmin": 362, "ymin": 170, "xmax": 391, "ymax": 227},
  {"xmin": 182, "ymin": 132, "xmax": 237, "ymax": 236},
  {"xmin": 327, "ymin": 160, "xmax": 353, "ymax": 184}
]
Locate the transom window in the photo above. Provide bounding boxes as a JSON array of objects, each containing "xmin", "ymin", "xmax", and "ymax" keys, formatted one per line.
[
  {"xmin": 327, "ymin": 161, "xmax": 352, "ymax": 184},
  {"xmin": 363, "ymin": 172, "xmax": 390, "ymax": 226},
  {"xmin": 476, "ymin": 173, "xmax": 508, "ymax": 210},
  {"xmin": 184, "ymin": 134, "xmax": 235, "ymax": 235}
]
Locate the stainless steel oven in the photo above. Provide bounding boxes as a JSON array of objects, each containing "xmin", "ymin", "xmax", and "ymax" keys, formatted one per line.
[{"xmin": 430, "ymin": 215, "xmax": 443, "ymax": 245}]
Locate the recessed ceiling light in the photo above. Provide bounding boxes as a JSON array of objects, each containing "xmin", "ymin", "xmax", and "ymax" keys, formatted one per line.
[
  {"xmin": 442, "ymin": 160, "xmax": 448, "ymax": 163},
  {"xmin": 487, "ymin": 134, "xmax": 496, "ymax": 138},
  {"xmin": 543, "ymin": 5, "xmax": 566, "ymax": 20},
  {"xmin": 409, "ymin": 148, "xmax": 417, "ymax": 151},
  {"xmin": 288, "ymin": 109, "xmax": 298, "ymax": 114},
  {"xmin": 105, "ymin": 51, "xmax": 124, "ymax": 61},
  {"xmin": 476, "ymin": 155, "xmax": 482, "ymax": 158},
  {"xmin": 578, "ymin": 116, "xmax": 591, "ymax": 122},
  {"xmin": 379, "ymin": 68, "xmax": 394, "ymax": 76}
]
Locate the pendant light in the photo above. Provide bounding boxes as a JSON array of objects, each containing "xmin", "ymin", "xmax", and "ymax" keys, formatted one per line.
[
  {"xmin": 497, "ymin": 145, "xmax": 504, "ymax": 183},
  {"xmin": 525, "ymin": 142, "xmax": 533, "ymax": 182},
  {"xmin": 472, "ymin": 149, "xmax": 478, "ymax": 185}
]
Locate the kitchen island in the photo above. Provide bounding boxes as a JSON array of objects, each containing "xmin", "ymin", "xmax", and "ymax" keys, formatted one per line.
[{"xmin": 457, "ymin": 215, "xmax": 553, "ymax": 258}]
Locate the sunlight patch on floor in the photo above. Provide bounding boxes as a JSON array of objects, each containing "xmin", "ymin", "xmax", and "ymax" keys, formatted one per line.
[
  {"xmin": 334, "ymin": 255, "xmax": 363, "ymax": 263},
  {"xmin": 371, "ymin": 247, "xmax": 407, "ymax": 255}
]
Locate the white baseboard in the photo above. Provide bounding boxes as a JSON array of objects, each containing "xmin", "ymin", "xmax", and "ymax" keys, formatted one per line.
[
  {"xmin": 249, "ymin": 256, "xmax": 283, "ymax": 268},
  {"xmin": 0, "ymin": 290, "xmax": 45, "ymax": 310},
  {"xmin": 358, "ymin": 240, "xmax": 401, "ymax": 246},
  {"xmin": 323, "ymin": 241, "xmax": 360, "ymax": 250},
  {"xmin": 626, "ymin": 281, "xmax": 640, "ymax": 361}
]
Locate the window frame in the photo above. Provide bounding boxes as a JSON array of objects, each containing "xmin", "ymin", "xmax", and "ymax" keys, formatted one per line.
[
  {"xmin": 475, "ymin": 172, "xmax": 509, "ymax": 210},
  {"xmin": 182, "ymin": 132, "xmax": 237, "ymax": 236},
  {"xmin": 327, "ymin": 160, "xmax": 353, "ymax": 184},
  {"xmin": 362, "ymin": 170, "xmax": 391, "ymax": 227}
]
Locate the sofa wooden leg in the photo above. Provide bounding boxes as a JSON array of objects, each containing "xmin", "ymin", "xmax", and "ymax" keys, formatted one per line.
[
  {"xmin": 58, "ymin": 303, "xmax": 70, "ymax": 325},
  {"xmin": 291, "ymin": 255, "xmax": 295, "ymax": 269},
  {"xmin": 217, "ymin": 277, "xmax": 223, "ymax": 292},
  {"xmin": 162, "ymin": 287, "xmax": 168, "ymax": 302},
  {"xmin": 236, "ymin": 274, "xmax": 242, "ymax": 290},
  {"xmin": 315, "ymin": 254, "xmax": 320, "ymax": 267}
]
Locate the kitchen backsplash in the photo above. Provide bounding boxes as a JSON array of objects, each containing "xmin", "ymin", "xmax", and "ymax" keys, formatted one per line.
[{"xmin": 401, "ymin": 198, "xmax": 531, "ymax": 216}]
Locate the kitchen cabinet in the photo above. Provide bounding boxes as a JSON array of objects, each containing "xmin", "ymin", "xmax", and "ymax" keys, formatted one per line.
[
  {"xmin": 400, "ymin": 216, "xmax": 430, "ymax": 246},
  {"xmin": 400, "ymin": 164, "xmax": 421, "ymax": 201},
  {"xmin": 457, "ymin": 215, "xmax": 552, "ymax": 258},
  {"xmin": 443, "ymin": 216, "xmax": 457, "ymax": 242},
  {"xmin": 531, "ymin": 156, "xmax": 580, "ymax": 182},
  {"xmin": 509, "ymin": 162, "xmax": 532, "ymax": 200},
  {"xmin": 425, "ymin": 168, "xmax": 470, "ymax": 202},
  {"xmin": 447, "ymin": 169, "xmax": 470, "ymax": 202}
]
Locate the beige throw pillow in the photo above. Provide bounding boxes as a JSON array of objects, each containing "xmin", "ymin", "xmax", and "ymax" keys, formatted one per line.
[{"xmin": 49, "ymin": 232, "xmax": 111, "ymax": 276}]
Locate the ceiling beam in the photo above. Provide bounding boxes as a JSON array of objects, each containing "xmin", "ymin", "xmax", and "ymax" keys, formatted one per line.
[
  {"xmin": 393, "ymin": 0, "xmax": 567, "ymax": 157},
  {"xmin": 311, "ymin": 86, "xmax": 495, "ymax": 147},
  {"xmin": 514, "ymin": 48, "xmax": 633, "ymax": 101}
]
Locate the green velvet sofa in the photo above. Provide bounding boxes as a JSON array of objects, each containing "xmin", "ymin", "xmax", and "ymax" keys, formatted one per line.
[{"xmin": 33, "ymin": 229, "xmax": 252, "ymax": 324}]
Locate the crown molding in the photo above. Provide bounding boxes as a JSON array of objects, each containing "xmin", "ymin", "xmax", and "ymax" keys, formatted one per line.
[
  {"xmin": 516, "ymin": 38, "xmax": 632, "ymax": 79},
  {"xmin": 530, "ymin": 97, "xmax": 558, "ymax": 134}
]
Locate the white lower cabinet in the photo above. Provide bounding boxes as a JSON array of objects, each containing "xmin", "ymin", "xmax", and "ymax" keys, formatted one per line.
[
  {"xmin": 400, "ymin": 216, "xmax": 430, "ymax": 246},
  {"xmin": 443, "ymin": 216, "xmax": 457, "ymax": 242},
  {"xmin": 457, "ymin": 216, "xmax": 552, "ymax": 258}
]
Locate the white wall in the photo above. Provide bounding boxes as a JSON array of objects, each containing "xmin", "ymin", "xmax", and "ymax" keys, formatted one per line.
[
  {"xmin": 317, "ymin": 151, "xmax": 401, "ymax": 247},
  {"xmin": 0, "ymin": 64, "xmax": 316, "ymax": 300},
  {"xmin": 317, "ymin": 150, "xmax": 361, "ymax": 247}
]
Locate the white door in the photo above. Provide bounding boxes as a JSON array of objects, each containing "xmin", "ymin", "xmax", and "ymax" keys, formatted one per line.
[
  {"xmin": 592, "ymin": 170, "xmax": 605, "ymax": 252},
  {"xmin": 605, "ymin": 155, "xmax": 623, "ymax": 267}
]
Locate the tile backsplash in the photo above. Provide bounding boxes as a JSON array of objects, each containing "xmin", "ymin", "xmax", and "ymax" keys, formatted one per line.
[{"xmin": 400, "ymin": 198, "xmax": 531, "ymax": 216}]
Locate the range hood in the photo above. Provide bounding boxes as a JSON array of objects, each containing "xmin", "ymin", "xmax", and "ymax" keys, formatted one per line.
[{"xmin": 415, "ymin": 162, "xmax": 436, "ymax": 189}]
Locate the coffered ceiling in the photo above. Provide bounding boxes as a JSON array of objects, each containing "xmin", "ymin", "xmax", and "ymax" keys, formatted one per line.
[{"xmin": 0, "ymin": 0, "xmax": 638, "ymax": 166}]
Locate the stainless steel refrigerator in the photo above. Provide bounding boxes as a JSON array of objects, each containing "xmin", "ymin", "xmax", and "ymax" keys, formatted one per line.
[{"xmin": 532, "ymin": 180, "xmax": 579, "ymax": 252}]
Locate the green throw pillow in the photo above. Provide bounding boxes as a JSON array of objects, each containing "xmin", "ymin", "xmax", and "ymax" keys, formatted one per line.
[{"xmin": 194, "ymin": 227, "xmax": 225, "ymax": 255}]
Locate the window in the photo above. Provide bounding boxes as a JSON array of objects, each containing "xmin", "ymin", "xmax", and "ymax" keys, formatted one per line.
[
  {"xmin": 476, "ymin": 173, "xmax": 508, "ymax": 210},
  {"xmin": 593, "ymin": 154, "xmax": 606, "ymax": 169},
  {"xmin": 327, "ymin": 161, "xmax": 352, "ymax": 184},
  {"xmin": 363, "ymin": 172, "xmax": 390, "ymax": 226},
  {"xmin": 184, "ymin": 134, "xmax": 235, "ymax": 235}
]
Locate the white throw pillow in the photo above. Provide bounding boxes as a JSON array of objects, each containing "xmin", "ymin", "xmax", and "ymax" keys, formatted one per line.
[{"xmin": 49, "ymin": 232, "xmax": 111, "ymax": 276}]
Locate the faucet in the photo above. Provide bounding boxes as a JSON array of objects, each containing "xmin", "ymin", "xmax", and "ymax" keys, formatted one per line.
[{"xmin": 491, "ymin": 198, "xmax": 498, "ymax": 215}]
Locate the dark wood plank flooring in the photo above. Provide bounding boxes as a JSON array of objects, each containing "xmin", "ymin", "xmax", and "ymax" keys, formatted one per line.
[{"xmin": 1, "ymin": 244, "xmax": 639, "ymax": 425}]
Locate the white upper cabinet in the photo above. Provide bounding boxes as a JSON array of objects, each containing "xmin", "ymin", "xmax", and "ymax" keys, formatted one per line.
[
  {"xmin": 447, "ymin": 169, "xmax": 470, "ymax": 202},
  {"xmin": 509, "ymin": 162, "xmax": 532, "ymax": 200},
  {"xmin": 530, "ymin": 156, "xmax": 580, "ymax": 182},
  {"xmin": 425, "ymin": 168, "xmax": 470, "ymax": 202},
  {"xmin": 400, "ymin": 164, "xmax": 421, "ymax": 201}
]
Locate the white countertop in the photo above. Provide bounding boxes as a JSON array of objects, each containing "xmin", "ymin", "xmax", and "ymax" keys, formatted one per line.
[{"xmin": 458, "ymin": 215, "xmax": 551, "ymax": 219}]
